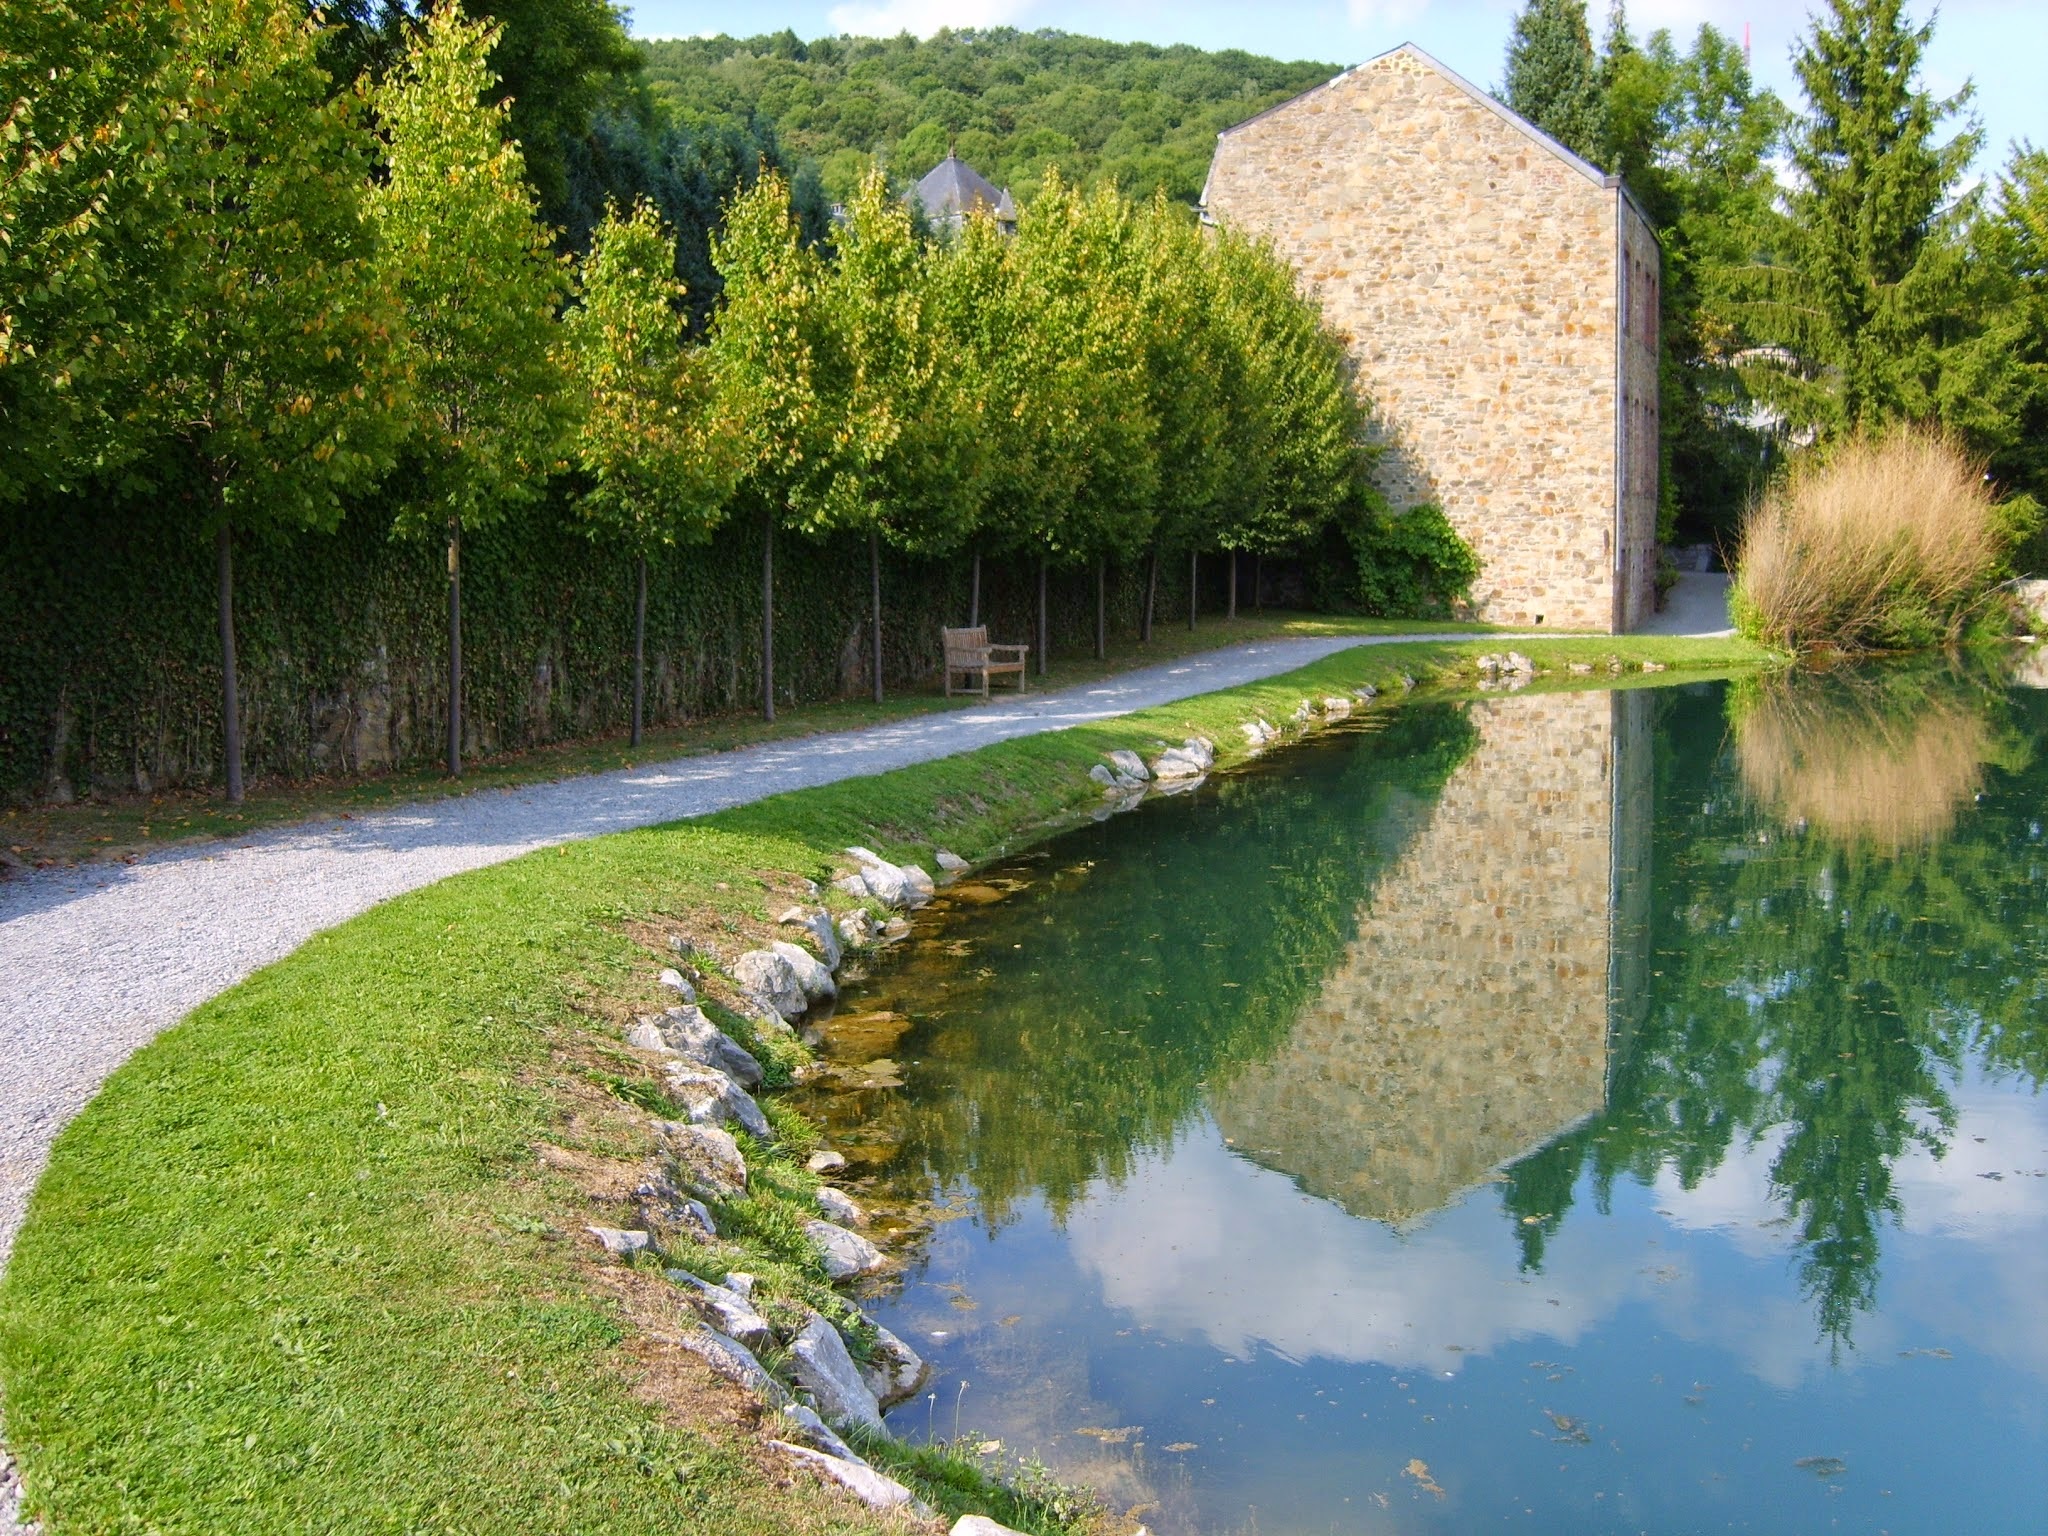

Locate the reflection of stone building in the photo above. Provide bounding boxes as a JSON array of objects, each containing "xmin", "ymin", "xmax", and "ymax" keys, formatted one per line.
[{"xmin": 1214, "ymin": 689, "xmax": 1652, "ymax": 1224}]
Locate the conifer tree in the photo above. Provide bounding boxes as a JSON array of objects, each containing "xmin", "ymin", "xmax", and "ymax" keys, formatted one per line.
[
  {"xmin": 1503, "ymin": 0, "xmax": 1605, "ymax": 163},
  {"xmin": 1752, "ymin": 0, "xmax": 1979, "ymax": 434},
  {"xmin": 372, "ymin": 2, "xmax": 572, "ymax": 778}
]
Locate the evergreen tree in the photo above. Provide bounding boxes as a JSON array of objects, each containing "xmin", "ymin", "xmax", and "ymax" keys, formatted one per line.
[
  {"xmin": 564, "ymin": 199, "xmax": 742, "ymax": 745},
  {"xmin": 372, "ymin": 2, "xmax": 573, "ymax": 777},
  {"xmin": 1750, "ymin": 0, "xmax": 1980, "ymax": 434},
  {"xmin": 1502, "ymin": 0, "xmax": 1606, "ymax": 163}
]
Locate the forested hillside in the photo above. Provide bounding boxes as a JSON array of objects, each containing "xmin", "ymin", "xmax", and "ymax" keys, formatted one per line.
[{"xmin": 636, "ymin": 28, "xmax": 1339, "ymax": 205}]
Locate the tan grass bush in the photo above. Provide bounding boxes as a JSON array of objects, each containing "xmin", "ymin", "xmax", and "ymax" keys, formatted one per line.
[
  {"xmin": 1735, "ymin": 673, "xmax": 1990, "ymax": 851},
  {"xmin": 1733, "ymin": 426, "xmax": 2003, "ymax": 651}
]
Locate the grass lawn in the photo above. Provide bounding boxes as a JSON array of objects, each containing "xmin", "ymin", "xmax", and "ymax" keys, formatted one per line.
[
  {"xmin": 0, "ymin": 610, "xmax": 1506, "ymax": 870},
  {"xmin": 0, "ymin": 633, "xmax": 1769, "ymax": 1535}
]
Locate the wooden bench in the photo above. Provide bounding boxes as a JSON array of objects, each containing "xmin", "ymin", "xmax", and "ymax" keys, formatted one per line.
[{"xmin": 941, "ymin": 626, "xmax": 1029, "ymax": 698}]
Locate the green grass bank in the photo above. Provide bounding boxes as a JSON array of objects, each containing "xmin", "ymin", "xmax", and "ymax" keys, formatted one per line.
[{"xmin": 0, "ymin": 633, "xmax": 1766, "ymax": 1535}]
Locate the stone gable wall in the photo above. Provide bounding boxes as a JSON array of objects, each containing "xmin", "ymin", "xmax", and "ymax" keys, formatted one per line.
[
  {"xmin": 1213, "ymin": 690, "xmax": 1646, "ymax": 1222},
  {"xmin": 1204, "ymin": 49, "xmax": 1658, "ymax": 632}
]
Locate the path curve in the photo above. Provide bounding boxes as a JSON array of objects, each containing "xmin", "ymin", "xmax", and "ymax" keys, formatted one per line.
[{"xmin": 0, "ymin": 630, "xmax": 1510, "ymax": 1271}]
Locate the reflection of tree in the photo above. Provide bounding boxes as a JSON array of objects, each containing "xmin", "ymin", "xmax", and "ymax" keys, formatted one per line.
[
  {"xmin": 821, "ymin": 707, "xmax": 1479, "ymax": 1226},
  {"xmin": 1504, "ymin": 675, "xmax": 2048, "ymax": 1343}
]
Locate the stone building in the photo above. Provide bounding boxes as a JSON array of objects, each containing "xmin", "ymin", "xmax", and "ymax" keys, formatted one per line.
[
  {"xmin": 907, "ymin": 153, "xmax": 1017, "ymax": 235},
  {"xmin": 1202, "ymin": 44, "xmax": 1660, "ymax": 631},
  {"xmin": 1213, "ymin": 689, "xmax": 1653, "ymax": 1224}
]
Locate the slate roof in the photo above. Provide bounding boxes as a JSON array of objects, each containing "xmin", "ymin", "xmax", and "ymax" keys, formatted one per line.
[{"xmin": 909, "ymin": 155, "xmax": 1016, "ymax": 226}]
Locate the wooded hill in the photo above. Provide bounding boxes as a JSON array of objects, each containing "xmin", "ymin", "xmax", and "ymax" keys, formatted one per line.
[{"xmin": 635, "ymin": 28, "xmax": 1339, "ymax": 206}]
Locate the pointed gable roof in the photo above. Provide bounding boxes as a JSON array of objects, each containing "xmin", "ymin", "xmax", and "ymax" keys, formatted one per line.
[
  {"xmin": 1204, "ymin": 41, "xmax": 1623, "ymax": 208},
  {"xmin": 911, "ymin": 154, "xmax": 1012, "ymax": 223}
]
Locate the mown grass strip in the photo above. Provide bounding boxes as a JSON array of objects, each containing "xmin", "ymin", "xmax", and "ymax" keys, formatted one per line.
[{"xmin": 0, "ymin": 633, "xmax": 1766, "ymax": 1534}]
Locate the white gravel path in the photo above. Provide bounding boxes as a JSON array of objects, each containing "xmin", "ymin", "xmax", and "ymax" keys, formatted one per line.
[{"xmin": 0, "ymin": 630, "xmax": 1501, "ymax": 1277}]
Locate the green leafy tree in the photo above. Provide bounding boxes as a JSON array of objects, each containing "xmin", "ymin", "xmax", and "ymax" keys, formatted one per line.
[
  {"xmin": 77, "ymin": 0, "xmax": 405, "ymax": 803},
  {"xmin": 708, "ymin": 168, "xmax": 834, "ymax": 721},
  {"xmin": 1503, "ymin": 0, "xmax": 1605, "ymax": 163},
  {"xmin": 371, "ymin": 1, "xmax": 571, "ymax": 778},
  {"xmin": 563, "ymin": 198, "xmax": 742, "ymax": 745},
  {"xmin": 811, "ymin": 168, "xmax": 982, "ymax": 702},
  {"xmin": 1746, "ymin": 0, "xmax": 1981, "ymax": 436}
]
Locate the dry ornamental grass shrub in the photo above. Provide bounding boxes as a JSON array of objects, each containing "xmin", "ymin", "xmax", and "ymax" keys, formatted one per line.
[
  {"xmin": 1733, "ymin": 428, "xmax": 2006, "ymax": 651},
  {"xmin": 1734, "ymin": 671, "xmax": 1994, "ymax": 852}
]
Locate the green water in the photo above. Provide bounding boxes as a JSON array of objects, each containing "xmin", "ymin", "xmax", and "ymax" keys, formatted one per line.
[{"xmin": 804, "ymin": 666, "xmax": 2048, "ymax": 1534}]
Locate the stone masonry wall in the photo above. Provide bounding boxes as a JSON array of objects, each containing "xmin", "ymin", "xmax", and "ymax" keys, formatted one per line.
[
  {"xmin": 1618, "ymin": 196, "xmax": 1662, "ymax": 630},
  {"xmin": 1204, "ymin": 47, "xmax": 1652, "ymax": 631},
  {"xmin": 1213, "ymin": 690, "xmax": 1641, "ymax": 1223}
]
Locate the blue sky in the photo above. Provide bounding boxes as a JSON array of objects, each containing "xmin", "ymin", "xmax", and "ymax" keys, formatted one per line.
[{"xmin": 627, "ymin": 0, "xmax": 2045, "ymax": 180}]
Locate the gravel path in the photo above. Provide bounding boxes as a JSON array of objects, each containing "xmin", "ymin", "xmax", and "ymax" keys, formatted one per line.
[{"xmin": 0, "ymin": 630, "xmax": 1498, "ymax": 1278}]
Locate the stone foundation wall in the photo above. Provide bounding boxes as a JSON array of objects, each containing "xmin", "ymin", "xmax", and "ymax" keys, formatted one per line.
[{"xmin": 1203, "ymin": 46, "xmax": 1659, "ymax": 632}]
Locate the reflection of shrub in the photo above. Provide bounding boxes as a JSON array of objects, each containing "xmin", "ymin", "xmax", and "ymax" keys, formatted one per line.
[
  {"xmin": 1335, "ymin": 498, "xmax": 1480, "ymax": 618},
  {"xmin": 1733, "ymin": 669, "xmax": 2002, "ymax": 851},
  {"xmin": 1733, "ymin": 427, "xmax": 2010, "ymax": 651}
]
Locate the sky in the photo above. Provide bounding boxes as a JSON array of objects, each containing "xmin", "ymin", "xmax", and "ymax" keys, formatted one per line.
[{"xmin": 628, "ymin": 0, "xmax": 2047, "ymax": 178}]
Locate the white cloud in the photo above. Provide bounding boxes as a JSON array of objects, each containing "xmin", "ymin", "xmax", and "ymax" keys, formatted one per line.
[
  {"xmin": 1346, "ymin": 0, "xmax": 1434, "ymax": 30},
  {"xmin": 826, "ymin": 0, "xmax": 1033, "ymax": 36}
]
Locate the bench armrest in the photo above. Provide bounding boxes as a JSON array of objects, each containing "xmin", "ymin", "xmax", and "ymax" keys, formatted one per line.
[{"xmin": 985, "ymin": 643, "xmax": 1030, "ymax": 660}]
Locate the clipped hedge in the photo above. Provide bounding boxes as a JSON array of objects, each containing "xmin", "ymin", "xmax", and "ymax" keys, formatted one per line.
[{"xmin": 0, "ymin": 489, "xmax": 1187, "ymax": 803}]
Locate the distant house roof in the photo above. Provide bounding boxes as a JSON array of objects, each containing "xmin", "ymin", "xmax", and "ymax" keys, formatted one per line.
[{"xmin": 909, "ymin": 154, "xmax": 1016, "ymax": 227}]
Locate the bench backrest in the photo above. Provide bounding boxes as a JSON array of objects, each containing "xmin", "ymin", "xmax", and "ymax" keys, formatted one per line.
[{"xmin": 942, "ymin": 625, "xmax": 989, "ymax": 661}]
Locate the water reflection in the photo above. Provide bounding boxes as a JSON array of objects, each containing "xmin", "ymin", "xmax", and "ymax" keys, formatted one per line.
[{"xmin": 813, "ymin": 674, "xmax": 2048, "ymax": 1532}]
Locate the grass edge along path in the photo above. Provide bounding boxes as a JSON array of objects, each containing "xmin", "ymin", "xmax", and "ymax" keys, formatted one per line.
[{"xmin": 0, "ymin": 635, "xmax": 1766, "ymax": 1536}]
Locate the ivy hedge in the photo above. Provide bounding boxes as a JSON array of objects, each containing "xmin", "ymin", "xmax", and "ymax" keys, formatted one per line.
[{"xmin": 0, "ymin": 489, "xmax": 1192, "ymax": 804}]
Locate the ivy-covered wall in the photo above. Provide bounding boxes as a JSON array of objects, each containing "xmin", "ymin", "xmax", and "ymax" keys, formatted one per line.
[{"xmin": 0, "ymin": 493, "xmax": 1191, "ymax": 804}]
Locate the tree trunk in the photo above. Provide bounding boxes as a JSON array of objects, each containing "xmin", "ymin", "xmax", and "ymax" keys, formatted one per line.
[
  {"xmin": 1254, "ymin": 553, "xmax": 1264, "ymax": 614},
  {"xmin": 631, "ymin": 553, "xmax": 647, "ymax": 749},
  {"xmin": 1143, "ymin": 546, "xmax": 1158, "ymax": 643},
  {"xmin": 1035, "ymin": 556, "xmax": 1049, "ymax": 677},
  {"xmin": 215, "ymin": 521, "xmax": 244, "ymax": 805},
  {"xmin": 969, "ymin": 549, "xmax": 981, "ymax": 627},
  {"xmin": 1228, "ymin": 550, "xmax": 1238, "ymax": 620},
  {"xmin": 1094, "ymin": 556, "xmax": 1106, "ymax": 660},
  {"xmin": 761, "ymin": 508, "xmax": 775, "ymax": 723},
  {"xmin": 870, "ymin": 528, "xmax": 884, "ymax": 705},
  {"xmin": 1188, "ymin": 548, "xmax": 1198, "ymax": 631},
  {"xmin": 447, "ymin": 517, "xmax": 462, "ymax": 779}
]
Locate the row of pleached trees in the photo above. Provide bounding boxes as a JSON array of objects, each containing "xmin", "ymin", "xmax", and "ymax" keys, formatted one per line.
[{"xmin": 0, "ymin": 1, "xmax": 1365, "ymax": 798}]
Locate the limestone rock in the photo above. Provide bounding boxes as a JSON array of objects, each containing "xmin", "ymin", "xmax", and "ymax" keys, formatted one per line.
[
  {"xmin": 1322, "ymin": 696, "xmax": 1352, "ymax": 718},
  {"xmin": 833, "ymin": 872, "xmax": 872, "ymax": 899},
  {"xmin": 789, "ymin": 1312, "xmax": 885, "ymax": 1431},
  {"xmin": 771, "ymin": 940, "xmax": 837, "ymax": 1003},
  {"xmin": 1504, "ymin": 651, "xmax": 1535, "ymax": 675},
  {"xmin": 837, "ymin": 909, "xmax": 879, "ymax": 948},
  {"xmin": 663, "ymin": 1064, "xmax": 772, "ymax": 1141},
  {"xmin": 657, "ymin": 967, "xmax": 696, "ymax": 1002},
  {"xmin": 636, "ymin": 1170, "xmax": 718, "ymax": 1241},
  {"xmin": 732, "ymin": 948, "xmax": 806, "ymax": 1019},
  {"xmin": 1106, "ymin": 749, "xmax": 1150, "ymax": 781},
  {"xmin": 881, "ymin": 916, "xmax": 911, "ymax": 942},
  {"xmin": 858, "ymin": 860, "xmax": 910, "ymax": 908},
  {"xmin": 1291, "ymin": 699, "xmax": 1313, "ymax": 723},
  {"xmin": 775, "ymin": 1403, "xmax": 865, "ymax": 1464},
  {"xmin": 1568, "ymin": 661, "xmax": 1594, "ymax": 674},
  {"xmin": 1151, "ymin": 746, "xmax": 1205, "ymax": 780},
  {"xmin": 670, "ymin": 1269, "xmax": 773, "ymax": 1349},
  {"xmin": 934, "ymin": 849, "xmax": 968, "ymax": 873},
  {"xmin": 655, "ymin": 1005, "xmax": 763, "ymax": 1087},
  {"xmin": 1641, "ymin": 660, "xmax": 1667, "ymax": 672},
  {"xmin": 953, "ymin": 1519, "xmax": 1033, "ymax": 1536},
  {"xmin": 624, "ymin": 1020, "xmax": 673, "ymax": 1054},
  {"xmin": 1242, "ymin": 719, "xmax": 1279, "ymax": 748},
  {"xmin": 1089, "ymin": 763, "xmax": 1119, "ymax": 790},
  {"xmin": 778, "ymin": 906, "xmax": 843, "ymax": 970},
  {"xmin": 724, "ymin": 1271, "xmax": 755, "ymax": 1298},
  {"xmin": 860, "ymin": 1323, "xmax": 927, "ymax": 1409},
  {"xmin": 805, "ymin": 1218, "xmax": 886, "ymax": 1279},
  {"xmin": 1354, "ymin": 683, "xmax": 1379, "ymax": 701},
  {"xmin": 807, "ymin": 1148, "xmax": 848, "ymax": 1174},
  {"xmin": 658, "ymin": 1121, "xmax": 748, "ymax": 1200},
  {"xmin": 899, "ymin": 865, "xmax": 936, "ymax": 904},
  {"xmin": 678, "ymin": 1326, "xmax": 785, "ymax": 1404},
  {"xmin": 815, "ymin": 1185, "xmax": 865, "ymax": 1226},
  {"xmin": 587, "ymin": 1226, "xmax": 650, "ymax": 1259},
  {"xmin": 772, "ymin": 1442, "xmax": 928, "ymax": 1514}
]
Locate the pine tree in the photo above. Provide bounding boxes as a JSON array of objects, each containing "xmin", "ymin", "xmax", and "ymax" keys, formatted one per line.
[
  {"xmin": 1503, "ymin": 0, "xmax": 1606, "ymax": 163},
  {"xmin": 1754, "ymin": 0, "xmax": 1980, "ymax": 433}
]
